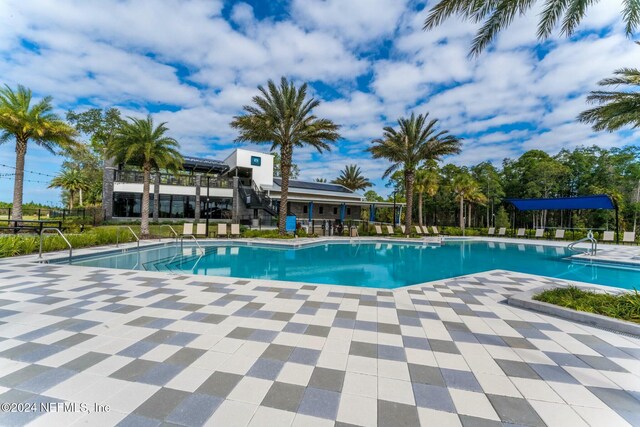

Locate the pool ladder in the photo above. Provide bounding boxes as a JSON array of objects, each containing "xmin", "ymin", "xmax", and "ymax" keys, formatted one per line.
[{"xmin": 567, "ymin": 230, "xmax": 598, "ymax": 256}]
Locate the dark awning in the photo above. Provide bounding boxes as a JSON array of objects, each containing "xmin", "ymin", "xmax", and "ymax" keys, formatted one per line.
[
  {"xmin": 182, "ymin": 156, "xmax": 229, "ymax": 173},
  {"xmin": 505, "ymin": 195, "xmax": 616, "ymax": 211}
]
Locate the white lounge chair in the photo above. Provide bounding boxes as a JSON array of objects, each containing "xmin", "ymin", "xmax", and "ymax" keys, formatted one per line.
[
  {"xmin": 534, "ymin": 229, "xmax": 544, "ymax": 239},
  {"xmin": 230, "ymin": 224, "xmax": 240, "ymax": 237},
  {"xmin": 498, "ymin": 227, "xmax": 506, "ymax": 236},
  {"xmin": 375, "ymin": 225, "xmax": 383, "ymax": 235},
  {"xmin": 217, "ymin": 223, "xmax": 228, "ymax": 238},
  {"xmin": 487, "ymin": 227, "xmax": 495, "ymax": 236},
  {"xmin": 414, "ymin": 225, "xmax": 422, "ymax": 235},
  {"xmin": 182, "ymin": 223, "xmax": 194, "ymax": 236},
  {"xmin": 422, "ymin": 226, "xmax": 430, "ymax": 235},
  {"xmin": 431, "ymin": 226, "xmax": 440, "ymax": 235},
  {"xmin": 386, "ymin": 225, "xmax": 394, "ymax": 234},
  {"xmin": 554, "ymin": 229, "xmax": 565, "ymax": 240},
  {"xmin": 623, "ymin": 231, "xmax": 636, "ymax": 244},
  {"xmin": 400, "ymin": 225, "xmax": 406, "ymax": 234},
  {"xmin": 602, "ymin": 231, "xmax": 614, "ymax": 242},
  {"xmin": 516, "ymin": 228, "xmax": 525, "ymax": 238},
  {"xmin": 195, "ymin": 223, "xmax": 207, "ymax": 237}
]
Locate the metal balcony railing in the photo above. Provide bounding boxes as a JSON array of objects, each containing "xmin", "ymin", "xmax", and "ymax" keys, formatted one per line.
[{"xmin": 114, "ymin": 171, "xmax": 232, "ymax": 188}]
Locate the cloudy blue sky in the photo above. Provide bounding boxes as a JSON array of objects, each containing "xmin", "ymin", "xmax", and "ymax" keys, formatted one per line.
[{"xmin": 0, "ymin": 0, "xmax": 637, "ymax": 205}]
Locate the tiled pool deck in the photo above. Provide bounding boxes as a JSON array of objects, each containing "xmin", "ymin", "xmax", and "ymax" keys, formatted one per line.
[{"xmin": 0, "ymin": 240, "xmax": 638, "ymax": 426}]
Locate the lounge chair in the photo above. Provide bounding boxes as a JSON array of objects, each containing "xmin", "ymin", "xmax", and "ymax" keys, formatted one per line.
[
  {"xmin": 516, "ymin": 228, "xmax": 525, "ymax": 238},
  {"xmin": 414, "ymin": 225, "xmax": 423, "ymax": 235},
  {"xmin": 217, "ymin": 223, "xmax": 228, "ymax": 238},
  {"xmin": 375, "ymin": 225, "xmax": 383, "ymax": 235},
  {"xmin": 554, "ymin": 229, "xmax": 565, "ymax": 240},
  {"xmin": 497, "ymin": 227, "xmax": 506, "ymax": 236},
  {"xmin": 534, "ymin": 229, "xmax": 544, "ymax": 239},
  {"xmin": 602, "ymin": 231, "xmax": 614, "ymax": 242},
  {"xmin": 182, "ymin": 223, "xmax": 194, "ymax": 236},
  {"xmin": 422, "ymin": 226, "xmax": 430, "ymax": 235},
  {"xmin": 431, "ymin": 226, "xmax": 440, "ymax": 235},
  {"xmin": 487, "ymin": 227, "xmax": 495, "ymax": 236},
  {"xmin": 195, "ymin": 223, "xmax": 207, "ymax": 237},
  {"xmin": 623, "ymin": 231, "xmax": 636, "ymax": 244},
  {"xmin": 400, "ymin": 225, "xmax": 406, "ymax": 234},
  {"xmin": 230, "ymin": 224, "xmax": 240, "ymax": 238},
  {"xmin": 386, "ymin": 225, "xmax": 394, "ymax": 234}
]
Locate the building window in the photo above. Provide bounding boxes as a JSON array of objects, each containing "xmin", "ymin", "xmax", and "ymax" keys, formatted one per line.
[
  {"xmin": 201, "ymin": 197, "xmax": 232, "ymax": 219},
  {"xmin": 333, "ymin": 207, "xmax": 338, "ymax": 215},
  {"xmin": 113, "ymin": 193, "xmax": 141, "ymax": 217},
  {"xmin": 347, "ymin": 207, "xmax": 351, "ymax": 215},
  {"xmin": 303, "ymin": 205, "xmax": 308, "ymax": 214},
  {"xmin": 319, "ymin": 206, "xmax": 324, "ymax": 214}
]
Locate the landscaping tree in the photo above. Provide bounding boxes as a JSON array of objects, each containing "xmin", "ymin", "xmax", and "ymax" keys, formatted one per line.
[
  {"xmin": 424, "ymin": 0, "xmax": 640, "ymax": 56},
  {"xmin": 332, "ymin": 164, "xmax": 372, "ymax": 191},
  {"xmin": 49, "ymin": 168, "xmax": 88, "ymax": 209},
  {"xmin": 231, "ymin": 77, "xmax": 341, "ymax": 235},
  {"xmin": 0, "ymin": 84, "xmax": 78, "ymax": 220},
  {"xmin": 107, "ymin": 115, "xmax": 182, "ymax": 236},
  {"xmin": 369, "ymin": 112, "xmax": 462, "ymax": 234}
]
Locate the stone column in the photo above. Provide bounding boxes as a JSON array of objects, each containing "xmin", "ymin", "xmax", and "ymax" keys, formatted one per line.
[
  {"xmin": 102, "ymin": 157, "xmax": 116, "ymax": 220},
  {"xmin": 232, "ymin": 176, "xmax": 240, "ymax": 223},
  {"xmin": 153, "ymin": 172, "xmax": 160, "ymax": 223},
  {"xmin": 194, "ymin": 175, "xmax": 201, "ymax": 222}
]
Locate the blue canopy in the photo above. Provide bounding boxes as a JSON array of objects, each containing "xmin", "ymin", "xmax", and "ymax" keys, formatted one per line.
[{"xmin": 505, "ymin": 195, "xmax": 615, "ymax": 211}]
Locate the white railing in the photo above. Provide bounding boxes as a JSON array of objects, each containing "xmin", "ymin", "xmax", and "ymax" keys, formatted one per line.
[
  {"xmin": 116, "ymin": 226, "xmax": 140, "ymax": 251},
  {"xmin": 567, "ymin": 230, "xmax": 597, "ymax": 256},
  {"xmin": 39, "ymin": 228, "xmax": 72, "ymax": 261}
]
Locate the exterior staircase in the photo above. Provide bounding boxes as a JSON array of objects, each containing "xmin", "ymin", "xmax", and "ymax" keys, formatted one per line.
[{"xmin": 239, "ymin": 181, "xmax": 277, "ymax": 216}]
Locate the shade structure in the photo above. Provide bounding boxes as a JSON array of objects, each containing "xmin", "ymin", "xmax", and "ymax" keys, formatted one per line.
[{"xmin": 505, "ymin": 195, "xmax": 615, "ymax": 211}]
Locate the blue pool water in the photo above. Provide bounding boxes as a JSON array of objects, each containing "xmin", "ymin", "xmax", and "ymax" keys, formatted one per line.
[{"xmin": 67, "ymin": 240, "xmax": 640, "ymax": 289}]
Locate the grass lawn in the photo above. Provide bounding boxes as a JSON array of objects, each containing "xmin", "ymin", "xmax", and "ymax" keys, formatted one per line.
[{"xmin": 534, "ymin": 286, "xmax": 640, "ymax": 324}]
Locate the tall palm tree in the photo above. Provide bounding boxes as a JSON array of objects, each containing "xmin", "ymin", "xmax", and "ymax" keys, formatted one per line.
[
  {"xmin": 49, "ymin": 168, "xmax": 88, "ymax": 210},
  {"xmin": 332, "ymin": 164, "xmax": 372, "ymax": 191},
  {"xmin": 231, "ymin": 77, "xmax": 341, "ymax": 235},
  {"xmin": 369, "ymin": 112, "xmax": 462, "ymax": 233},
  {"xmin": 466, "ymin": 185, "xmax": 488, "ymax": 228},
  {"xmin": 578, "ymin": 67, "xmax": 640, "ymax": 131},
  {"xmin": 0, "ymin": 84, "xmax": 78, "ymax": 220},
  {"xmin": 424, "ymin": 0, "xmax": 639, "ymax": 56},
  {"xmin": 414, "ymin": 167, "xmax": 440, "ymax": 226},
  {"xmin": 453, "ymin": 173, "xmax": 485, "ymax": 229},
  {"xmin": 107, "ymin": 115, "xmax": 182, "ymax": 236}
]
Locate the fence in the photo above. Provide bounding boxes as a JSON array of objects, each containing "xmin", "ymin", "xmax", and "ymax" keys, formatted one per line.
[{"xmin": 0, "ymin": 207, "xmax": 103, "ymax": 226}]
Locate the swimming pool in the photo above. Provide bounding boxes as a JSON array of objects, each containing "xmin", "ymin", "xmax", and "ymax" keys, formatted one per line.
[{"xmin": 66, "ymin": 240, "xmax": 640, "ymax": 289}]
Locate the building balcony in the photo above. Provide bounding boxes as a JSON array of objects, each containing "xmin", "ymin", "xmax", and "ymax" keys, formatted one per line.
[{"xmin": 114, "ymin": 171, "xmax": 233, "ymax": 188}]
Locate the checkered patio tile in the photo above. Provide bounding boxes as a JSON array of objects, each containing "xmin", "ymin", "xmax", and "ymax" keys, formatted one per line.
[{"xmin": 0, "ymin": 260, "xmax": 638, "ymax": 426}]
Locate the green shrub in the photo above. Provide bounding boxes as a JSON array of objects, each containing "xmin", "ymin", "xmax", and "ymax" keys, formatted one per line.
[{"xmin": 534, "ymin": 286, "xmax": 640, "ymax": 324}]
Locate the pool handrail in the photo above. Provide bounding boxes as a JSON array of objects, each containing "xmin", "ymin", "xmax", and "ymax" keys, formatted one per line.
[
  {"xmin": 180, "ymin": 234, "xmax": 202, "ymax": 250},
  {"xmin": 567, "ymin": 230, "xmax": 597, "ymax": 256},
  {"xmin": 160, "ymin": 224, "xmax": 179, "ymax": 241},
  {"xmin": 116, "ymin": 226, "xmax": 140, "ymax": 251},
  {"xmin": 39, "ymin": 227, "xmax": 72, "ymax": 262}
]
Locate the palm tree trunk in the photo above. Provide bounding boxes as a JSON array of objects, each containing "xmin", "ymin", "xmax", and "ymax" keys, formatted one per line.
[
  {"xmin": 418, "ymin": 192, "xmax": 423, "ymax": 227},
  {"xmin": 141, "ymin": 164, "xmax": 151, "ymax": 236},
  {"xmin": 11, "ymin": 137, "xmax": 27, "ymax": 221},
  {"xmin": 405, "ymin": 169, "xmax": 415, "ymax": 233},
  {"xmin": 278, "ymin": 143, "xmax": 293, "ymax": 235},
  {"xmin": 69, "ymin": 191, "xmax": 75, "ymax": 210},
  {"xmin": 459, "ymin": 197, "xmax": 464, "ymax": 229},
  {"xmin": 79, "ymin": 188, "xmax": 83, "ymax": 207},
  {"xmin": 467, "ymin": 203, "xmax": 472, "ymax": 228}
]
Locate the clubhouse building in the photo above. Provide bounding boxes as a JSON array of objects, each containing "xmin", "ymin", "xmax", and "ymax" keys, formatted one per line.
[{"xmin": 103, "ymin": 149, "xmax": 402, "ymax": 226}]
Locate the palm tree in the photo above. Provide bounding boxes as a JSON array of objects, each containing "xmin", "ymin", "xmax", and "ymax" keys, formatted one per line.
[
  {"xmin": 424, "ymin": 0, "xmax": 639, "ymax": 56},
  {"xmin": 0, "ymin": 84, "xmax": 78, "ymax": 220},
  {"xmin": 49, "ymin": 168, "xmax": 88, "ymax": 210},
  {"xmin": 453, "ymin": 173, "xmax": 486, "ymax": 229},
  {"xmin": 107, "ymin": 115, "xmax": 182, "ymax": 236},
  {"xmin": 231, "ymin": 77, "xmax": 341, "ymax": 235},
  {"xmin": 466, "ymin": 185, "xmax": 488, "ymax": 228},
  {"xmin": 578, "ymin": 67, "xmax": 640, "ymax": 131},
  {"xmin": 414, "ymin": 167, "xmax": 439, "ymax": 226},
  {"xmin": 332, "ymin": 164, "xmax": 372, "ymax": 191},
  {"xmin": 369, "ymin": 113, "xmax": 462, "ymax": 233}
]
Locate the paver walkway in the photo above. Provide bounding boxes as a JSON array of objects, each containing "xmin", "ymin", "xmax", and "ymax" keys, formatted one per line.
[{"xmin": 0, "ymin": 261, "xmax": 638, "ymax": 426}]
